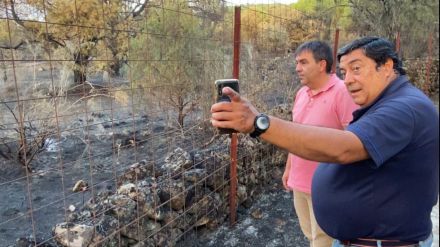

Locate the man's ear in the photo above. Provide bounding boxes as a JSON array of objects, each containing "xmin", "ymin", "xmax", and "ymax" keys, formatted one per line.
[
  {"xmin": 383, "ymin": 58, "xmax": 394, "ymax": 74},
  {"xmin": 319, "ymin": 60, "xmax": 327, "ymax": 72}
]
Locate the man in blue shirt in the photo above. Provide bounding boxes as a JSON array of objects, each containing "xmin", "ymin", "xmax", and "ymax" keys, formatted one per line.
[{"xmin": 210, "ymin": 37, "xmax": 438, "ymax": 247}]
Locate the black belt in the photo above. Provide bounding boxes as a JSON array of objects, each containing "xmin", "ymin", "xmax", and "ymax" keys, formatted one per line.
[{"xmin": 340, "ymin": 239, "xmax": 419, "ymax": 247}]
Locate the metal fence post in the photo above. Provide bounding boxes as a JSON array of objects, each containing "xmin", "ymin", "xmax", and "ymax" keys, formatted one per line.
[
  {"xmin": 229, "ymin": 6, "xmax": 241, "ymax": 226},
  {"xmin": 332, "ymin": 28, "xmax": 340, "ymax": 73}
]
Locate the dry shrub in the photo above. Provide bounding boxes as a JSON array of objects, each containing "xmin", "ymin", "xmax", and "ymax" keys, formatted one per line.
[
  {"xmin": 405, "ymin": 58, "xmax": 439, "ymax": 97},
  {"xmin": 0, "ymin": 98, "xmax": 55, "ymax": 171}
]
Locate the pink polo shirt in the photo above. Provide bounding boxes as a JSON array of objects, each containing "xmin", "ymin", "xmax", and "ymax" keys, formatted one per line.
[{"xmin": 287, "ymin": 74, "xmax": 358, "ymax": 194}]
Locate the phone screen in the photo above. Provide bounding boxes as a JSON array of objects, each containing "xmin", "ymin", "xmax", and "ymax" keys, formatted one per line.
[{"xmin": 215, "ymin": 79, "xmax": 239, "ymax": 103}]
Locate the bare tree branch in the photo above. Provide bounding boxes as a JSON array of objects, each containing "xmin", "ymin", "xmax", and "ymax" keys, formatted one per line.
[
  {"xmin": 0, "ymin": 40, "xmax": 24, "ymax": 49},
  {"xmin": 2, "ymin": 102, "xmax": 19, "ymax": 124},
  {"xmin": 8, "ymin": 0, "xmax": 26, "ymax": 28}
]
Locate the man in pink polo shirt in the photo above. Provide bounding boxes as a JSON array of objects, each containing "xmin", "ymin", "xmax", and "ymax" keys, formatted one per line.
[{"xmin": 282, "ymin": 41, "xmax": 358, "ymax": 247}]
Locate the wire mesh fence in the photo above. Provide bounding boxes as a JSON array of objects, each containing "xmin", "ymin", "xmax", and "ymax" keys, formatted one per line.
[{"xmin": 0, "ymin": 0, "xmax": 438, "ymax": 246}]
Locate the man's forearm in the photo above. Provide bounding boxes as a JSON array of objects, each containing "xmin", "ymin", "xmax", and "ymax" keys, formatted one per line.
[{"xmin": 260, "ymin": 116, "xmax": 368, "ymax": 164}]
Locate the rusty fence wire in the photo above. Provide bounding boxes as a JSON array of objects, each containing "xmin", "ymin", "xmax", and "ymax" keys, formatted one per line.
[{"xmin": 0, "ymin": 0, "xmax": 438, "ymax": 247}]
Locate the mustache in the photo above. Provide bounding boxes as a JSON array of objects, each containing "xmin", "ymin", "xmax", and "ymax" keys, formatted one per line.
[{"xmin": 347, "ymin": 86, "xmax": 360, "ymax": 92}]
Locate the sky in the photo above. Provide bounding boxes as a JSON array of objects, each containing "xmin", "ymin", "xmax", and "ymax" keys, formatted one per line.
[{"xmin": 227, "ymin": 0, "xmax": 298, "ymax": 5}]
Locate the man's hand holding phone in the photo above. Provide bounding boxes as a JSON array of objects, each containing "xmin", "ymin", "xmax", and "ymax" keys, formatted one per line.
[{"xmin": 214, "ymin": 79, "xmax": 240, "ymax": 134}]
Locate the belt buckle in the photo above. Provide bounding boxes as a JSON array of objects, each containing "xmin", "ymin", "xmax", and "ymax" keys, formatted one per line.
[{"xmin": 340, "ymin": 240, "xmax": 353, "ymax": 246}]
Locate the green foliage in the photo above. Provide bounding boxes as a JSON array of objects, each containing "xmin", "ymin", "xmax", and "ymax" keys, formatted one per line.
[
  {"xmin": 347, "ymin": 0, "xmax": 439, "ymax": 58},
  {"xmin": 241, "ymin": 5, "xmax": 303, "ymax": 52},
  {"xmin": 1, "ymin": 0, "xmax": 142, "ymax": 84},
  {"xmin": 130, "ymin": 0, "xmax": 228, "ymax": 128},
  {"xmin": 2, "ymin": 0, "xmax": 438, "ymax": 105},
  {"xmin": 290, "ymin": 0, "xmax": 352, "ymax": 42},
  {"xmin": 132, "ymin": 0, "xmax": 205, "ymax": 85},
  {"xmin": 292, "ymin": 0, "xmax": 317, "ymax": 13}
]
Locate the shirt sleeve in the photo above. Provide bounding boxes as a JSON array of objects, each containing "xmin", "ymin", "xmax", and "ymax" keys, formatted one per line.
[{"xmin": 347, "ymin": 101, "xmax": 415, "ymax": 168}]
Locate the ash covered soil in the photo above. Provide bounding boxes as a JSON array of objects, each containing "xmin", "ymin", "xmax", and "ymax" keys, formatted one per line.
[
  {"xmin": 177, "ymin": 180, "xmax": 309, "ymax": 247},
  {"xmin": 0, "ymin": 151, "xmax": 309, "ymax": 247},
  {"xmin": 0, "ymin": 102, "xmax": 308, "ymax": 247}
]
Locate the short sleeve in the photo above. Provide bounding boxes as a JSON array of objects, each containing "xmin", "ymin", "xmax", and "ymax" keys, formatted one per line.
[{"xmin": 347, "ymin": 101, "xmax": 415, "ymax": 167}]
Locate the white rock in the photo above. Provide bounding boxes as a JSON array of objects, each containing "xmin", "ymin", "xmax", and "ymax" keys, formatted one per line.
[
  {"xmin": 117, "ymin": 183, "xmax": 136, "ymax": 195},
  {"xmin": 53, "ymin": 223, "xmax": 94, "ymax": 247},
  {"xmin": 244, "ymin": 225, "xmax": 258, "ymax": 237}
]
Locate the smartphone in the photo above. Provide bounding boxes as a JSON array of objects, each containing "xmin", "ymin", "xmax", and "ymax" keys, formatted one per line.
[
  {"xmin": 215, "ymin": 79, "xmax": 239, "ymax": 134},
  {"xmin": 215, "ymin": 79, "xmax": 239, "ymax": 103}
]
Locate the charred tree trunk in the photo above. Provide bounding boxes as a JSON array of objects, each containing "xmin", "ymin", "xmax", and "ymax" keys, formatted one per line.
[
  {"xmin": 73, "ymin": 52, "xmax": 89, "ymax": 84},
  {"xmin": 109, "ymin": 59, "xmax": 123, "ymax": 77},
  {"xmin": 178, "ymin": 95, "xmax": 185, "ymax": 128}
]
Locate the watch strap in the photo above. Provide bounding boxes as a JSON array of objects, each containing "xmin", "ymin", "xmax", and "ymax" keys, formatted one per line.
[
  {"xmin": 250, "ymin": 113, "xmax": 269, "ymax": 138},
  {"xmin": 250, "ymin": 128, "xmax": 263, "ymax": 138}
]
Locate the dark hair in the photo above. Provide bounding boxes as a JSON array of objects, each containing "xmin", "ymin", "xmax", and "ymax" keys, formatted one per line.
[
  {"xmin": 337, "ymin": 37, "xmax": 406, "ymax": 75},
  {"xmin": 295, "ymin": 40, "xmax": 333, "ymax": 73}
]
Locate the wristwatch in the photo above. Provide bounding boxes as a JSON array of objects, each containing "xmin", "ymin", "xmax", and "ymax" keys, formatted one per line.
[{"xmin": 250, "ymin": 113, "xmax": 270, "ymax": 138}]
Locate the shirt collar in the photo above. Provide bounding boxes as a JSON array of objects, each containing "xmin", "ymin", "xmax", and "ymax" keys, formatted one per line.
[
  {"xmin": 352, "ymin": 75, "xmax": 410, "ymax": 121},
  {"xmin": 306, "ymin": 74, "xmax": 339, "ymax": 97}
]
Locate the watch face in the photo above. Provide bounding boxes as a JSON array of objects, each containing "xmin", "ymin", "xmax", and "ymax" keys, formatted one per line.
[{"xmin": 256, "ymin": 115, "xmax": 270, "ymax": 130}]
